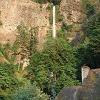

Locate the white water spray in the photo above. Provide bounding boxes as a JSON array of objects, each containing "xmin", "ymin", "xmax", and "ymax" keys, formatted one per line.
[{"xmin": 53, "ymin": 5, "xmax": 56, "ymax": 38}]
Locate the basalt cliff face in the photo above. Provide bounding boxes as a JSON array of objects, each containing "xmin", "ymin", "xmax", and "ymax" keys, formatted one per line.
[
  {"xmin": 0, "ymin": 0, "xmax": 49, "ymax": 44},
  {"xmin": 60, "ymin": 0, "xmax": 84, "ymax": 24},
  {"xmin": 0, "ymin": 0, "xmax": 84, "ymax": 44},
  {"xmin": 56, "ymin": 68, "xmax": 100, "ymax": 100}
]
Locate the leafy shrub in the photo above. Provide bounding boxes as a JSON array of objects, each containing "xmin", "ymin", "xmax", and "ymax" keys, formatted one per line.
[
  {"xmin": 33, "ymin": 0, "xmax": 61, "ymax": 5},
  {"xmin": 82, "ymin": 0, "xmax": 95, "ymax": 18},
  {"xmin": 56, "ymin": 6, "xmax": 63, "ymax": 22},
  {"xmin": 29, "ymin": 37, "xmax": 80, "ymax": 96},
  {"xmin": 11, "ymin": 84, "xmax": 49, "ymax": 100},
  {"xmin": 82, "ymin": 12, "xmax": 100, "ymax": 67},
  {"xmin": 0, "ymin": 63, "xmax": 18, "ymax": 89},
  {"xmin": 32, "ymin": 0, "xmax": 48, "ymax": 4},
  {"xmin": 0, "ymin": 63, "xmax": 18, "ymax": 99},
  {"xmin": 16, "ymin": 24, "xmax": 37, "ymax": 59}
]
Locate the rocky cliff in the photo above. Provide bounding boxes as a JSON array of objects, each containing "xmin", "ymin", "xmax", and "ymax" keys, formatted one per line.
[
  {"xmin": 60, "ymin": 0, "xmax": 84, "ymax": 24},
  {"xmin": 56, "ymin": 68, "xmax": 100, "ymax": 100},
  {"xmin": 0, "ymin": 0, "xmax": 49, "ymax": 44},
  {"xmin": 0, "ymin": 0, "xmax": 84, "ymax": 44}
]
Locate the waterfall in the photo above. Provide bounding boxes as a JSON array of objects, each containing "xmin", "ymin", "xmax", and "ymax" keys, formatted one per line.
[{"xmin": 53, "ymin": 5, "xmax": 56, "ymax": 38}]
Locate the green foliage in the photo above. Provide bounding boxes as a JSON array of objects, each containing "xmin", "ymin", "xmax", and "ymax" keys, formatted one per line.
[
  {"xmin": 0, "ymin": 24, "xmax": 38, "ymax": 99},
  {"xmin": 33, "ymin": 0, "xmax": 48, "ymax": 4},
  {"xmin": 56, "ymin": 22, "xmax": 73, "ymax": 40},
  {"xmin": 0, "ymin": 63, "xmax": 48, "ymax": 100},
  {"xmin": 11, "ymin": 83, "xmax": 49, "ymax": 100},
  {"xmin": 16, "ymin": 24, "xmax": 37, "ymax": 59},
  {"xmin": 84, "ymin": 12, "xmax": 100, "ymax": 51},
  {"xmin": 82, "ymin": 12, "xmax": 100, "ymax": 67},
  {"xmin": 0, "ymin": 43, "xmax": 17, "ymax": 64},
  {"xmin": 0, "ymin": 1, "xmax": 100, "ymax": 99},
  {"xmin": 77, "ymin": 1, "xmax": 100, "ymax": 67},
  {"xmin": 33, "ymin": 0, "xmax": 61, "ymax": 5},
  {"xmin": 29, "ymin": 37, "xmax": 80, "ymax": 96},
  {"xmin": 57, "ymin": 29, "xmax": 66, "ymax": 39},
  {"xmin": 46, "ymin": 4, "xmax": 52, "ymax": 11},
  {"xmin": 51, "ymin": 0, "xmax": 62, "ymax": 5},
  {"xmin": 61, "ymin": 22, "xmax": 73, "ymax": 32},
  {"xmin": 56, "ymin": 6, "xmax": 63, "ymax": 22},
  {"xmin": 0, "ymin": 63, "xmax": 18, "ymax": 99},
  {"xmin": 82, "ymin": 0, "xmax": 95, "ymax": 18}
]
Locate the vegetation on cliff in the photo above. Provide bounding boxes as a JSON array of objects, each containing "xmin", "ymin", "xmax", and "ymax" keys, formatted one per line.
[{"xmin": 0, "ymin": 0, "xmax": 100, "ymax": 100}]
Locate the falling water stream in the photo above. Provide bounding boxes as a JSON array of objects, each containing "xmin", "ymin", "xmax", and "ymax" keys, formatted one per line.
[{"xmin": 53, "ymin": 5, "xmax": 56, "ymax": 38}]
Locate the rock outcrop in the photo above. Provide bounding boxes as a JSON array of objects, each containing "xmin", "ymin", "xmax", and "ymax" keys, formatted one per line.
[
  {"xmin": 0, "ymin": 0, "xmax": 49, "ymax": 44},
  {"xmin": 60, "ymin": 0, "xmax": 84, "ymax": 24},
  {"xmin": 56, "ymin": 68, "xmax": 100, "ymax": 100},
  {"xmin": 0, "ymin": 0, "xmax": 85, "ymax": 44}
]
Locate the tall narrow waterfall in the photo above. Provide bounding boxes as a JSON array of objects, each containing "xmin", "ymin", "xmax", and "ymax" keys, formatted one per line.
[{"xmin": 53, "ymin": 5, "xmax": 56, "ymax": 38}]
